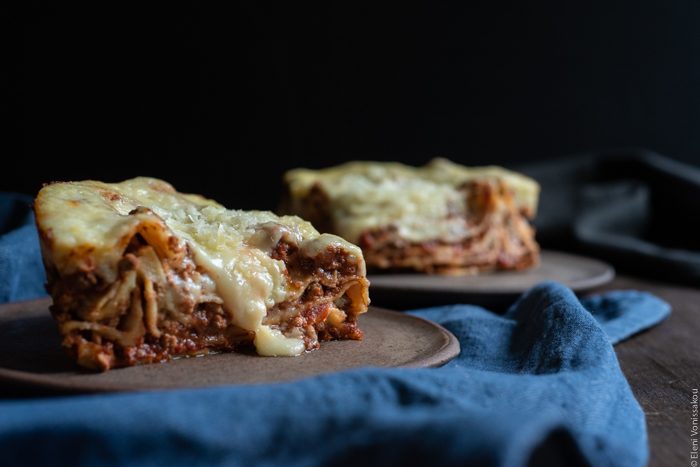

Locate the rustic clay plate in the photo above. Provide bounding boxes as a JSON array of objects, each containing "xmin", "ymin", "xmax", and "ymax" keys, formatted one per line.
[
  {"xmin": 367, "ymin": 250, "xmax": 615, "ymax": 310},
  {"xmin": 0, "ymin": 298, "xmax": 459, "ymax": 394}
]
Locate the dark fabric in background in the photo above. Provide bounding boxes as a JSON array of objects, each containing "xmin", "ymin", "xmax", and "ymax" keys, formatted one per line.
[{"xmin": 516, "ymin": 148, "xmax": 700, "ymax": 286}]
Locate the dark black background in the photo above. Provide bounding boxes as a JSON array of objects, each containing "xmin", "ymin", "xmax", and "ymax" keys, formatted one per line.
[{"xmin": 5, "ymin": 2, "xmax": 700, "ymax": 211}]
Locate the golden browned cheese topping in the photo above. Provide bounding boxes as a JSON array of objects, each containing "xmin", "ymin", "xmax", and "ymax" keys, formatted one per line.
[
  {"xmin": 35, "ymin": 177, "xmax": 366, "ymax": 356},
  {"xmin": 283, "ymin": 158, "xmax": 540, "ymax": 244}
]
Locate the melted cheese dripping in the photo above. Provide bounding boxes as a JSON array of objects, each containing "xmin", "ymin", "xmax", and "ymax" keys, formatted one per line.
[
  {"xmin": 38, "ymin": 177, "xmax": 360, "ymax": 356},
  {"xmin": 143, "ymin": 197, "xmax": 314, "ymax": 357}
]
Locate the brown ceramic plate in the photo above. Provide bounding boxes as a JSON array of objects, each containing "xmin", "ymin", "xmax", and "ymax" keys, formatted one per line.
[
  {"xmin": 367, "ymin": 250, "xmax": 615, "ymax": 310},
  {"xmin": 0, "ymin": 298, "xmax": 459, "ymax": 394}
]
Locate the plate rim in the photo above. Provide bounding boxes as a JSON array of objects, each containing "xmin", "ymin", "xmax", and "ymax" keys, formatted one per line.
[
  {"xmin": 0, "ymin": 298, "xmax": 460, "ymax": 394},
  {"xmin": 366, "ymin": 249, "xmax": 616, "ymax": 296}
]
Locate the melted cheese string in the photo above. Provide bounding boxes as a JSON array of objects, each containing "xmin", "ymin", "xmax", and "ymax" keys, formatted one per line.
[{"xmin": 37, "ymin": 177, "xmax": 365, "ymax": 357}]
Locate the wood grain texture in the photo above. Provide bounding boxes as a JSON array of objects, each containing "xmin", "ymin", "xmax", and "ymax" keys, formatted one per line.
[{"xmin": 590, "ymin": 276, "xmax": 700, "ymax": 467}]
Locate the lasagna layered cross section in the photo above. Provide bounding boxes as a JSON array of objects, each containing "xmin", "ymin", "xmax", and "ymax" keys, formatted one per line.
[
  {"xmin": 34, "ymin": 177, "xmax": 369, "ymax": 371},
  {"xmin": 280, "ymin": 158, "xmax": 540, "ymax": 275}
]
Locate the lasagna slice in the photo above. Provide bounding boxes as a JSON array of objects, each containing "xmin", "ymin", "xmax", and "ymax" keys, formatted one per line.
[
  {"xmin": 279, "ymin": 158, "xmax": 540, "ymax": 275},
  {"xmin": 34, "ymin": 177, "xmax": 369, "ymax": 371}
]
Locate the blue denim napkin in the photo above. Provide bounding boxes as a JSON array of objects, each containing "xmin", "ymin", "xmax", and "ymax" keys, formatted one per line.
[
  {"xmin": 0, "ymin": 193, "xmax": 48, "ymax": 303},
  {"xmin": 0, "ymin": 192, "xmax": 671, "ymax": 467}
]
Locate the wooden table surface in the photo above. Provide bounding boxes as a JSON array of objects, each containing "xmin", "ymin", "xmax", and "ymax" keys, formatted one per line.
[
  {"xmin": 591, "ymin": 276, "xmax": 700, "ymax": 467},
  {"xmin": 0, "ymin": 275, "xmax": 697, "ymax": 465}
]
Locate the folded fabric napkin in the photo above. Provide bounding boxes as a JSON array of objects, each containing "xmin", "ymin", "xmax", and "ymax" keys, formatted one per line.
[
  {"xmin": 0, "ymin": 282, "xmax": 670, "ymax": 467},
  {"xmin": 0, "ymin": 193, "xmax": 47, "ymax": 303},
  {"xmin": 0, "ymin": 192, "xmax": 672, "ymax": 467}
]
